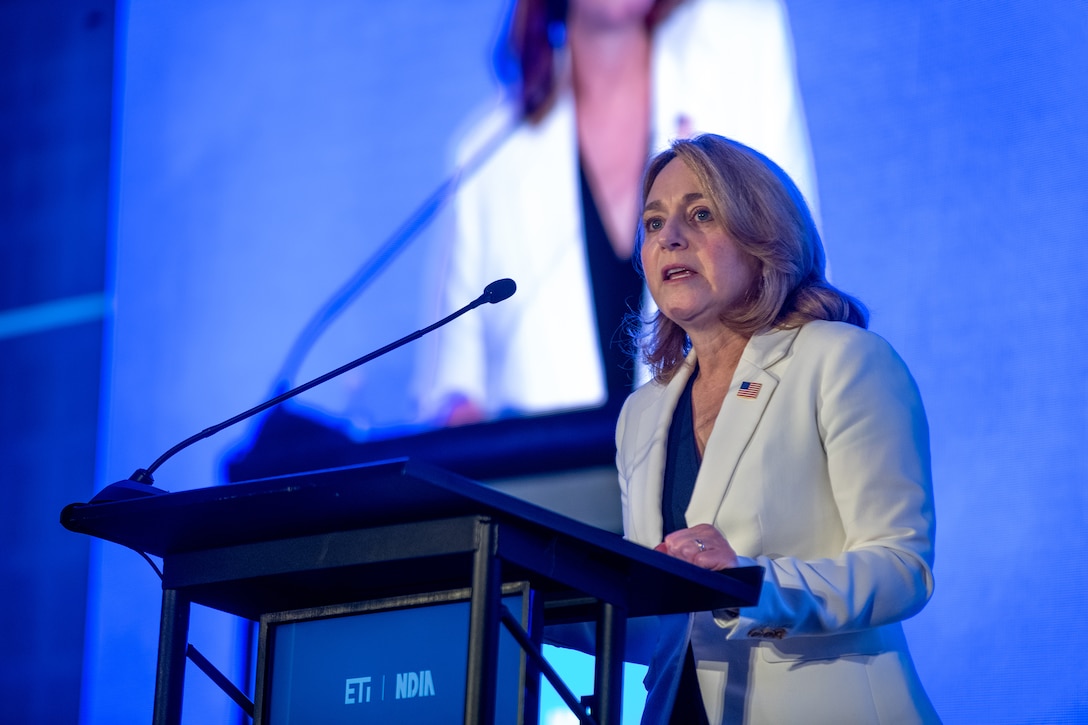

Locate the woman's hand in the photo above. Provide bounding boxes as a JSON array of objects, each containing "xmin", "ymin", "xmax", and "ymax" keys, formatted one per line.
[{"xmin": 653, "ymin": 523, "xmax": 738, "ymax": 571}]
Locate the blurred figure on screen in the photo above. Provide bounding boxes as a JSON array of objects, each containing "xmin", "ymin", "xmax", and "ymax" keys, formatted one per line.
[
  {"xmin": 622, "ymin": 133, "xmax": 939, "ymax": 724},
  {"xmin": 420, "ymin": 0, "xmax": 819, "ymax": 425}
]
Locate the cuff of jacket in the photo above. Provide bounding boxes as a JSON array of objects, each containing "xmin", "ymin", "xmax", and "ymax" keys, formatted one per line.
[{"xmin": 710, "ymin": 555, "xmax": 789, "ymax": 639}]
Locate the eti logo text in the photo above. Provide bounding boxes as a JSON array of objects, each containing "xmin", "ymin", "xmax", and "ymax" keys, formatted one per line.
[{"xmin": 344, "ymin": 670, "xmax": 437, "ymax": 705}]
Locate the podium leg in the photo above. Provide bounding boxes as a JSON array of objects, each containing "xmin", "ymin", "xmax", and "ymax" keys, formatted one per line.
[
  {"xmin": 465, "ymin": 519, "xmax": 501, "ymax": 725},
  {"xmin": 593, "ymin": 602, "xmax": 627, "ymax": 725},
  {"xmin": 153, "ymin": 588, "xmax": 191, "ymax": 725}
]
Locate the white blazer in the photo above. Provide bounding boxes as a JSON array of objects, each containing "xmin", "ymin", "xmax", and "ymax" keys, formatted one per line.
[
  {"xmin": 420, "ymin": 0, "xmax": 818, "ymax": 419},
  {"xmin": 618, "ymin": 321, "xmax": 941, "ymax": 724}
]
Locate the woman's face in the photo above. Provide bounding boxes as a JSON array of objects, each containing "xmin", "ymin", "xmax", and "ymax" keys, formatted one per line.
[{"xmin": 640, "ymin": 158, "xmax": 759, "ymax": 335}]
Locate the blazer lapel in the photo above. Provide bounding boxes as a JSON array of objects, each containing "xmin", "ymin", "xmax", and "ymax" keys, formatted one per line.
[
  {"xmin": 685, "ymin": 327, "xmax": 800, "ymax": 527},
  {"xmin": 627, "ymin": 359, "xmax": 697, "ymax": 547}
]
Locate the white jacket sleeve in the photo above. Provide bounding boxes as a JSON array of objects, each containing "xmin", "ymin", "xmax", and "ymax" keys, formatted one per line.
[{"xmin": 716, "ymin": 328, "xmax": 935, "ymax": 639}]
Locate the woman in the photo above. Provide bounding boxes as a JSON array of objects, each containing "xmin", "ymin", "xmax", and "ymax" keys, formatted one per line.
[
  {"xmin": 421, "ymin": 0, "xmax": 817, "ymax": 424},
  {"xmin": 620, "ymin": 134, "xmax": 940, "ymax": 723}
]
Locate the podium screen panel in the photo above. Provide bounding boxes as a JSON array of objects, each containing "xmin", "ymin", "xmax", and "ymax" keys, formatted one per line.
[{"xmin": 257, "ymin": 587, "xmax": 533, "ymax": 724}]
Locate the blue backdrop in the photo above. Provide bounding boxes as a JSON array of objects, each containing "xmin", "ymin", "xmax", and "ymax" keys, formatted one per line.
[{"xmin": 68, "ymin": 1, "xmax": 1088, "ymax": 723}]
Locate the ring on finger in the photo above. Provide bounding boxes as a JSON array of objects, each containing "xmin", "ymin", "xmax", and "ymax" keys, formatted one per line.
[{"xmin": 694, "ymin": 538, "xmax": 706, "ymax": 552}]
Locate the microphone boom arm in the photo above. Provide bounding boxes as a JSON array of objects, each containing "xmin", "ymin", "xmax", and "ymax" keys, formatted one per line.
[{"xmin": 101, "ymin": 279, "xmax": 515, "ymax": 498}]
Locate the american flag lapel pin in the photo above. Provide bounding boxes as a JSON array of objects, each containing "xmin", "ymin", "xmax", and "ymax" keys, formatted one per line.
[{"xmin": 737, "ymin": 381, "xmax": 762, "ymax": 399}]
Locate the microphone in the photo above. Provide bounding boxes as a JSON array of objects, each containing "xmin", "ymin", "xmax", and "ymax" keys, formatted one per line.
[
  {"xmin": 476, "ymin": 278, "xmax": 517, "ymax": 307},
  {"xmin": 83, "ymin": 279, "xmax": 517, "ymax": 504}
]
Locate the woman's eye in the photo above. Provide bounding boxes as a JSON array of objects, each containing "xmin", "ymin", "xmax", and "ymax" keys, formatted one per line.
[
  {"xmin": 645, "ymin": 217, "xmax": 663, "ymax": 232},
  {"xmin": 693, "ymin": 208, "xmax": 712, "ymax": 222}
]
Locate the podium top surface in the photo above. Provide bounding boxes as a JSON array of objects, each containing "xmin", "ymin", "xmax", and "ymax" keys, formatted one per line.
[{"xmin": 62, "ymin": 459, "xmax": 762, "ymax": 619}]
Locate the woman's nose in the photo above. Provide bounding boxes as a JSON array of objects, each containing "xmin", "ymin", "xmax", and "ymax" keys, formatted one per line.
[{"xmin": 660, "ymin": 218, "xmax": 688, "ymax": 249}]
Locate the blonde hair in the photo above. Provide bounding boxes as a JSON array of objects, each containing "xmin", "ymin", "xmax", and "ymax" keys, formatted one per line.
[{"xmin": 635, "ymin": 134, "xmax": 868, "ymax": 383}]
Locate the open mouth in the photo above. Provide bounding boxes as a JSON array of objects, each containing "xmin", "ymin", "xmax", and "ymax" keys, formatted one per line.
[{"xmin": 663, "ymin": 266, "xmax": 695, "ymax": 281}]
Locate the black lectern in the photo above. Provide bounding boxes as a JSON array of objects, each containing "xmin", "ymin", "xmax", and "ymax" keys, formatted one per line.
[{"xmin": 61, "ymin": 458, "xmax": 762, "ymax": 725}]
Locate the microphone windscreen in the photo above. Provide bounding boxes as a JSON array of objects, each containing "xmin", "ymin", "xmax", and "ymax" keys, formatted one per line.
[{"xmin": 484, "ymin": 278, "xmax": 517, "ymax": 304}]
